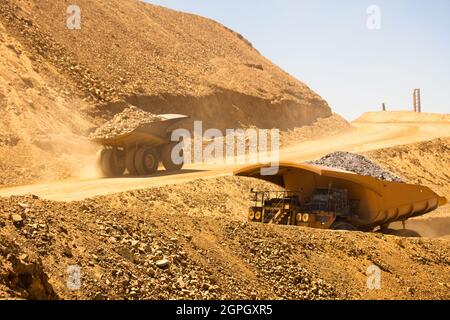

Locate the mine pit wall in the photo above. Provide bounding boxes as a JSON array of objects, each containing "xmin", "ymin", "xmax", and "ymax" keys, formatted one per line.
[
  {"xmin": 109, "ymin": 90, "xmax": 332, "ymax": 132},
  {"xmin": 0, "ymin": 0, "xmax": 332, "ymax": 133}
]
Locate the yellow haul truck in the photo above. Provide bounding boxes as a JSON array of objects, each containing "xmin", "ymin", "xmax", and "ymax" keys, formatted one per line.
[
  {"xmin": 235, "ymin": 162, "xmax": 447, "ymax": 236},
  {"xmin": 92, "ymin": 114, "xmax": 189, "ymax": 177}
]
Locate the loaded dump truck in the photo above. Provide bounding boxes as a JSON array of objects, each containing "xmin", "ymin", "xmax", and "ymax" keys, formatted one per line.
[
  {"xmin": 91, "ymin": 113, "xmax": 189, "ymax": 177},
  {"xmin": 235, "ymin": 162, "xmax": 447, "ymax": 237}
]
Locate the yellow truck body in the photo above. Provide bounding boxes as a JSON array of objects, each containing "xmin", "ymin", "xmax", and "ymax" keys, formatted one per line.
[{"xmin": 235, "ymin": 162, "xmax": 447, "ymax": 229}]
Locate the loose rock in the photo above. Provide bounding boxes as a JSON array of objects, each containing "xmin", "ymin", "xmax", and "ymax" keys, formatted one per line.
[
  {"xmin": 11, "ymin": 213, "xmax": 23, "ymax": 224},
  {"xmin": 309, "ymin": 151, "xmax": 403, "ymax": 182},
  {"xmin": 156, "ymin": 259, "xmax": 170, "ymax": 269}
]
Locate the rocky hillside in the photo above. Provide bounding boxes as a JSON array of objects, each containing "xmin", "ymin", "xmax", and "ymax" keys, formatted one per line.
[
  {"xmin": 0, "ymin": 0, "xmax": 338, "ymax": 186},
  {"xmin": 0, "ymin": 19, "xmax": 97, "ymax": 186},
  {"xmin": 0, "ymin": 0, "xmax": 331, "ymax": 130}
]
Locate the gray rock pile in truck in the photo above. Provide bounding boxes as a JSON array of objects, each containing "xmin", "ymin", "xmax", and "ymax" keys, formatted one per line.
[
  {"xmin": 308, "ymin": 152, "xmax": 403, "ymax": 182},
  {"xmin": 90, "ymin": 106, "xmax": 164, "ymax": 140}
]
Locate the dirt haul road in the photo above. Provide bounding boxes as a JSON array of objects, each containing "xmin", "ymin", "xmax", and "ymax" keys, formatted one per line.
[{"xmin": 0, "ymin": 119, "xmax": 449, "ymax": 202}]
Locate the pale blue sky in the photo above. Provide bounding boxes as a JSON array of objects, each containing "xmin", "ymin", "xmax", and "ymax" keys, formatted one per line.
[{"xmin": 147, "ymin": 0, "xmax": 450, "ymax": 120}]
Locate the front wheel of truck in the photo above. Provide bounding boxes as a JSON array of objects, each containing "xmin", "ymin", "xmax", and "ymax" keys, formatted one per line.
[{"xmin": 97, "ymin": 148, "xmax": 126, "ymax": 177}]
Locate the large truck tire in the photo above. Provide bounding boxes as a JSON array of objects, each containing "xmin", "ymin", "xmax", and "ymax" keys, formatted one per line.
[
  {"xmin": 100, "ymin": 148, "xmax": 126, "ymax": 177},
  {"xmin": 161, "ymin": 143, "xmax": 184, "ymax": 172},
  {"xmin": 125, "ymin": 147, "xmax": 138, "ymax": 175},
  {"xmin": 134, "ymin": 146, "xmax": 159, "ymax": 175}
]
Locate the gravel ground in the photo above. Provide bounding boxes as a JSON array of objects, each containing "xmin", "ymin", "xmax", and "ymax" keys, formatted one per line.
[
  {"xmin": 309, "ymin": 152, "xmax": 403, "ymax": 182},
  {"xmin": 1, "ymin": 178, "xmax": 449, "ymax": 300}
]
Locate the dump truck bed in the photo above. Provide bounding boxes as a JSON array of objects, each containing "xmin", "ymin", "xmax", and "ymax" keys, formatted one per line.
[
  {"xmin": 91, "ymin": 114, "xmax": 189, "ymax": 148},
  {"xmin": 235, "ymin": 162, "xmax": 447, "ymax": 229}
]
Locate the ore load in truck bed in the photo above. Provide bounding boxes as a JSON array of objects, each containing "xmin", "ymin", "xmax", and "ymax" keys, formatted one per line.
[
  {"xmin": 308, "ymin": 152, "xmax": 403, "ymax": 183},
  {"xmin": 90, "ymin": 106, "xmax": 163, "ymax": 140}
]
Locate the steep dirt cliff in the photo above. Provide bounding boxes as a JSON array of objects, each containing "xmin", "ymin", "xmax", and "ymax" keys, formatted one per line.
[
  {"xmin": 0, "ymin": 0, "xmax": 337, "ymax": 185},
  {"xmin": 0, "ymin": 0, "xmax": 332, "ymax": 130}
]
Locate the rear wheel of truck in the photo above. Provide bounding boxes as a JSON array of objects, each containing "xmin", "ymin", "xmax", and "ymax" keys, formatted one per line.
[
  {"xmin": 125, "ymin": 147, "xmax": 138, "ymax": 175},
  {"xmin": 331, "ymin": 221, "xmax": 357, "ymax": 231},
  {"xmin": 161, "ymin": 143, "xmax": 184, "ymax": 172},
  {"xmin": 135, "ymin": 146, "xmax": 159, "ymax": 175},
  {"xmin": 99, "ymin": 148, "xmax": 126, "ymax": 177}
]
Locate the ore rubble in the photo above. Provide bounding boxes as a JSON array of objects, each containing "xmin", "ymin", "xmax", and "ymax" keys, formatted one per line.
[{"xmin": 309, "ymin": 151, "xmax": 403, "ymax": 182}]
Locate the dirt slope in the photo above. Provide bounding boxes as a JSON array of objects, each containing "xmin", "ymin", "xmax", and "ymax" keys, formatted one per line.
[
  {"xmin": 0, "ymin": 0, "xmax": 331, "ymax": 130},
  {"xmin": 281, "ymin": 114, "xmax": 355, "ymax": 147},
  {"xmin": 0, "ymin": 0, "xmax": 340, "ymax": 187},
  {"xmin": 0, "ymin": 21, "xmax": 98, "ymax": 186}
]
